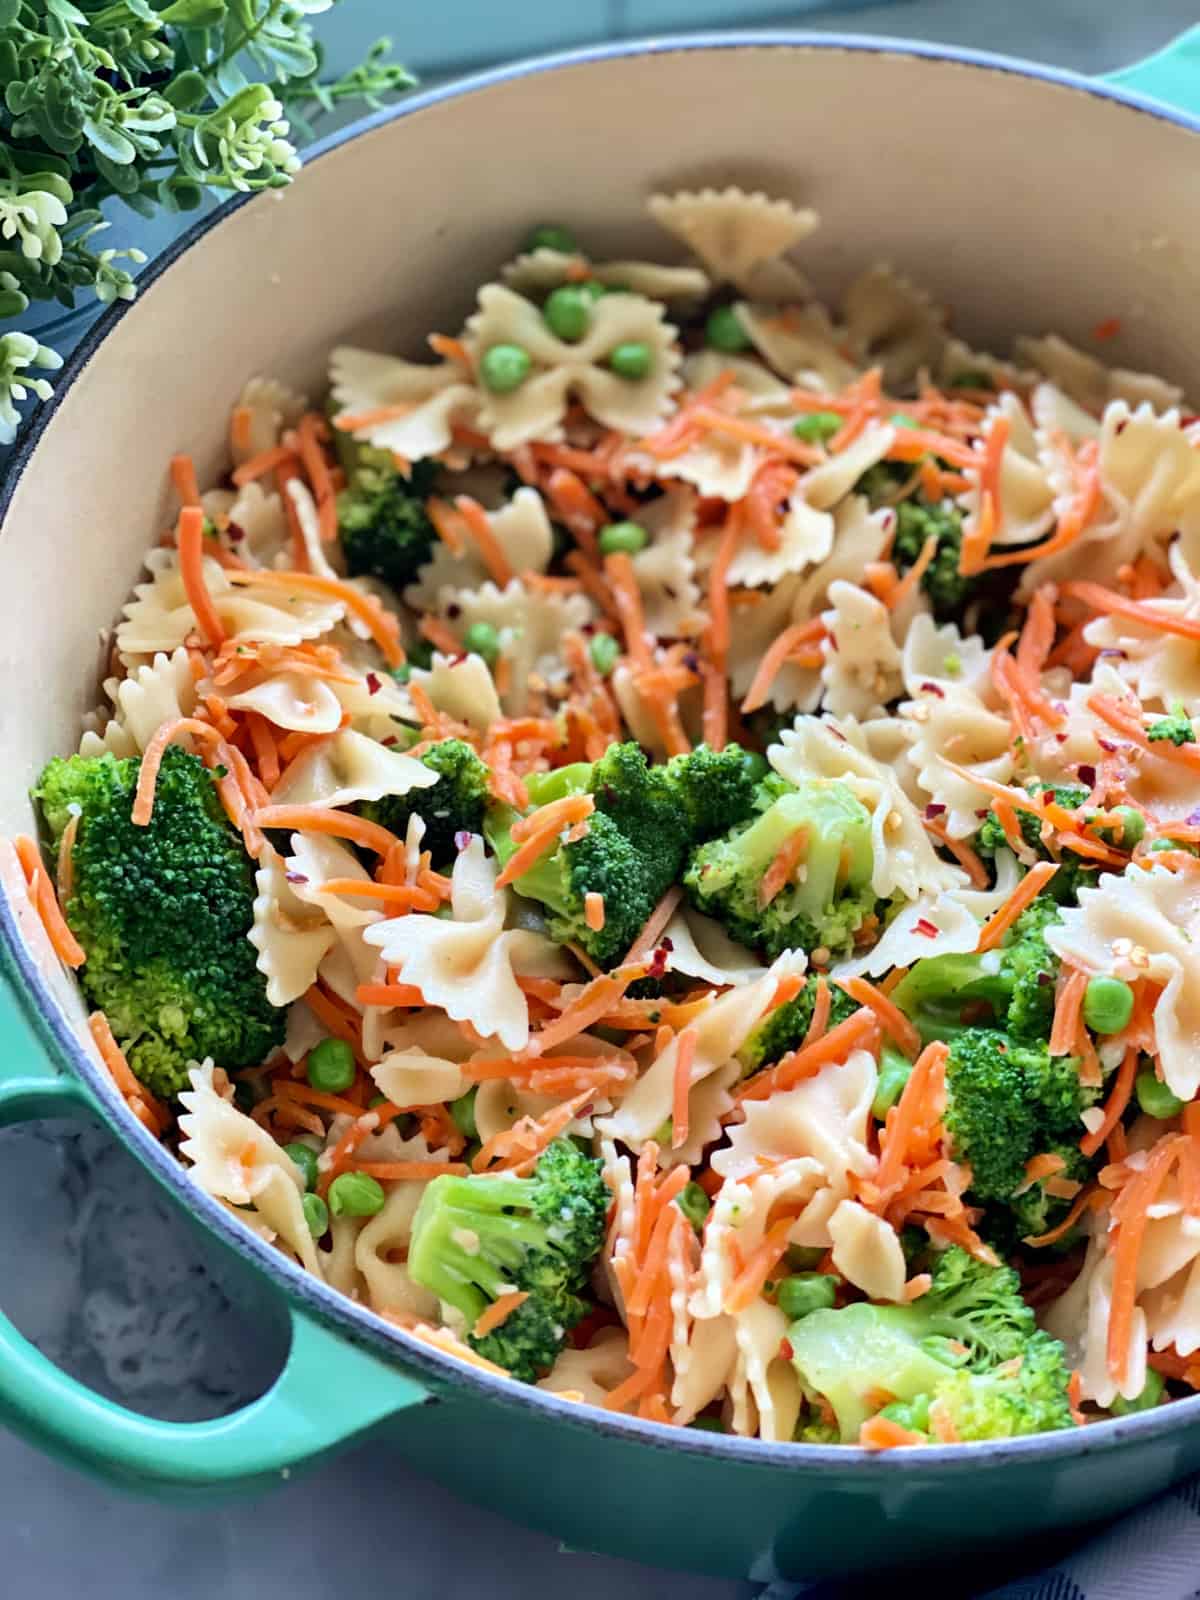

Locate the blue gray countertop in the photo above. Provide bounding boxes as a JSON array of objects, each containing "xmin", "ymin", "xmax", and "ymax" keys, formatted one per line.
[{"xmin": 4, "ymin": 1, "xmax": 1200, "ymax": 1594}]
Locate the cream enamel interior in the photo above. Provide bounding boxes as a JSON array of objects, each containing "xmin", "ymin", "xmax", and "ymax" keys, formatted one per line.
[{"xmin": 2, "ymin": 38, "xmax": 1199, "ymax": 1040}]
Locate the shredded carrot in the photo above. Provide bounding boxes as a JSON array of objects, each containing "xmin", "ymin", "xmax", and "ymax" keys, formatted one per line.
[
  {"xmin": 1108, "ymin": 1135, "xmax": 1187, "ymax": 1379},
  {"xmin": 604, "ymin": 550, "xmax": 653, "ymax": 672},
  {"xmin": 671, "ymin": 1028, "xmax": 697, "ymax": 1151},
  {"xmin": 889, "ymin": 533, "xmax": 938, "ymax": 611},
  {"xmin": 230, "ymin": 442, "xmax": 298, "ymax": 486},
  {"xmin": 1088, "ymin": 691, "xmax": 1200, "ymax": 774},
  {"xmin": 874, "ymin": 1041, "xmax": 949, "ymax": 1199},
  {"xmin": 169, "ymin": 452, "xmax": 201, "ymax": 508},
  {"xmin": 836, "ymin": 976, "xmax": 922, "ymax": 1058},
  {"xmin": 510, "ymin": 792, "xmax": 595, "ymax": 845},
  {"xmin": 1079, "ymin": 1046, "xmax": 1138, "ymax": 1160},
  {"xmin": 921, "ymin": 816, "xmax": 989, "ymax": 888},
  {"xmin": 176, "ymin": 505, "xmax": 227, "ymax": 649},
  {"xmin": 224, "ymin": 569, "xmax": 403, "ymax": 669},
  {"xmin": 354, "ymin": 1160, "xmax": 470, "ymax": 1182},
  {"xmin": 859, "ymin": 1416, "xmax": 925, "ymax": 1450},
  {"xmin": 738, "ymin": 1009, "xmax": 881, "ymax": 1103},
  {"xmin": 759, "ymin": 827, "xmax": 808, "ymax": 908},
  {"xmin": 1047, "ymin": 967, "xmax": 1087, "ymax": 1058},
  {"xmin": 355, "ymin": 982, "xmax": 425, "ymax": 1007},
  {"xmin": 688, "ymin": 406, "xmax": 822, "ymax": 467},
  {"xmin": 976, "ymin": 861, "xmax": 1059, "ymax": 952},
  {"xmin": 802, "ymin": 976, "xmax": 831, "ymax": 1049},
  {"xmin": 472, "ymin": 1290, "xmax": 530, "ymax": 1339},
  {"xmin": 319, "ymin": 880, "xmax": 439, "ymax": 910},
  {"xmin": 251, "ymin": 805, "xmax": 401, "ymax": 857},
  {"xmin": 584, "ymin": 892, "xmax": 606, "ymax": 933},
  {"xmin": 543, "ymin": 468, "xmax": 604, "ymax": 560},
  {"xmin": 455, "ymin": 494, "xmax": 514, "ymax": 587},
  {"xmin": 14, "ymin": 835, "xmax": 86, "ymax": 968},
  {"xmin": 274, "ymin": 1076, "xmax": 363, "ymax": 1120},
  {"xmin": 332, "ymin": 404, "xmax": 414, "ymax": 433},
  {"xmin": 622, "ymin": 885, "xmax": 683, "ymax": 965},
  {"xmin": 131, "ymin": 717, "xmax": 222, "ymax": 826},
  {"xmin": 295, "ymin": 412, "xmax": 338, "ymax": 543},
  {"xmin": 741, "ymin": 619, "xmax": 825, "ymax": 715},
  {"xmin": 530, "ymin": 973, "xmax": 633, "ymax": 1055},
  {"xmin": 88, "ymin": 1010, "xmax": 167, "ymax": 1131},
  {"xmin": 244, "ymin": 711, "xmax": 281, "ymax": 790},
  {"xmin": 725, "ymin": 1213, "xmax": 800, "ymax": 1314}
]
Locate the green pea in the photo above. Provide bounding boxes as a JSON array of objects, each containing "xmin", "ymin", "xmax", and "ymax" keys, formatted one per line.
[
  {"xmin": 1136, "ymin": 1067, "xmax": 1185, "ymax": 1121},
  {"xmin": 704, "ymin": 304, "xmax": 750, "ymax": 352},
  {"xmin": 578, "ymin": 279, "xmax": 608, "ymax": 303},
  {"xmin": 889, "ymin": 412, "xmax": 920, "ymax": 430},
  {"xmin": 526, "ymin": 223, "xmax": 578, "ymax": 254},
  {"xmin": 792, "ymin": 411, "xmax": 842, "ymax": 444},
  {"xmin": 777, "ymin": 1273, "xmax": 838, "ymax": 1320},
  {"xmin": 1113, "ymin": 805, "xmax": 1145, "ymax": 848},
  {"xmin": 588, "ymin": 632, "xmax": 620, "ymax": 675},
  {"xmin": 463, "ymin": 621, "xmax": 501, "ymax": 667},
  {"xmin": 607, "ymin": 341, "xmax": 653, "ymax": 380},
  {"xmin": 543, "ymin": 284, "xmax": 591, "ymax": 343},
  {"xmin": 1110, "ymin": 1368, "xmax": 1165, "ymax": 1415},
  {"xmin": 283, "ymin": 1141, "xmax": 319, "ymax": 1192},
  {"xmin": 872, "ymin": 1046, "xmax": 914, "ymax": 1120},
  {"xmin": 1082, "ymin": 976, "xmax": 1135, "ymax": 1036},
  {"xmin": 480, "ymin": 343, "xmax": 532, "ymax": 394},
  {"xmin": 307, "ymin": 1037, "xmax": 356, "ymax": 1094},
  {"xmin": 1149, "ymin": 837, "xmax": 1200, "ymax": 856},
  {"xmin": 675, "ymin": 1181, "xmax": 711, "ymax": 1233},
  {"xmin": 450, "ymin": 1086, "xmax": 479, "ymax": 1142},
  {"xmin": 786, "ymin": 1244, "xmax": 826, "ymax": 1272},
  {"xmin": 302, "ymin": 1193, "xmax": 329, "ymax": 1238},
  {"xmin": 327, "ymin": 1171, "xmax": 386, "ymax": 1218},
  {"xmin": 878, "ymin": 1393, "xmax": 931, "ymax": 1431},
  {"xmin": 598, "ymin": 520, "xmax": 648, "ymax": 557}
]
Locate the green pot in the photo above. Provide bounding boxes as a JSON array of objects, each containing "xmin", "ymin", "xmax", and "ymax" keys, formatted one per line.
[{"xmin": 2, "ymin": 26, "xmax": 1200, "ymax": 1582}]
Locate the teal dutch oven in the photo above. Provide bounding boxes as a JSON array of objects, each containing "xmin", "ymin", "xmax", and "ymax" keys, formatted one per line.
[{"xmin": 2, "ymin": 28, "xmax": 1200, "ymax": 1583}]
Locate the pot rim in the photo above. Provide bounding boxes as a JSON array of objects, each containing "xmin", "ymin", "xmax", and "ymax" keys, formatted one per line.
[{"xmin": 2, "ymin": 27, "xmax": 1197, "ymax": 1471}]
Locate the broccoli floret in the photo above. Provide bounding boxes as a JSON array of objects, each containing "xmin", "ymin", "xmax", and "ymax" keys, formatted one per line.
[
  {"xmin": 406, "ymin": 1138, "xmax": 607, "ymax": 1381},
  {"xmin": 926, "ymin": 1330, "xmax": 1074, "ymax": 1441},
  {"xmin": 1148, "ymin": 703, "xmax": 1196, "ymax": 745},
  {"xmin": 663, "ymin": 743, "xmax": 765, "ymax": 840},
  {"xmin": 336, "ymin": 449, "xmax": 439, "ymax": 590},
  {"xmin": 944, "ymin": 1028, "xmax": 1097, "ymax": 1205},
  {"xmin": 683, "ymin": 779, "xmax": 876, "ymax": 961},
  {"xmin": 34, "ymin": 748, "xmax": 285, "ymax": 1099},
  {"xmin": 361, "ymin": 738, "xmax": 490, "ymax": 866},
  {"xmin": 485, "ymin": 744, "xmax": 689, "ymax": 967},
  {"xmin": 890, "ymin": 894, "xmax": 1062, "ymax": 1045},
  {"xmin": 787, "ymin": 1246, "xmax": 1069, "ymax": 1441},
  {"xmin": 738, "ymin": 981, "xmax": 859, "ymax": 1075},
  {"xmin": 891, "ymin": 498, "xmax": 978, "ymax": 620}
]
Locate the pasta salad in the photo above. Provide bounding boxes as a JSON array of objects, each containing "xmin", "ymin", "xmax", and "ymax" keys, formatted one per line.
[{"xmin": 14, "ymin": 186, "xmax": 1200, "ymax": 1448}]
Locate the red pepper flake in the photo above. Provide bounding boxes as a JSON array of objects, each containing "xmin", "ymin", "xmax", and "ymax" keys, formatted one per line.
[
  {"xmin": 285, "ymin": 872, "xmax": 309, "ymax": 885},
  {"xmin": 1092, "ymin": 316, "xmax": 1121, "ymax": 341},
  {"xmin": 924, "ymin": 803, "xmax": 946, "ymax": 819},
  {"xmin": 779, "ymin": 1337, "xmax": 794, "ymax": 1362},
  {"xmin": 227, "ymin": 521, "xmax": 246, "ymax": 544},
  {"xmin": 914, "ymin": 917, "xmax": 940, "ymax": 939},
  {"xmin": 366, "ymin": 671, "xmax": 381, "ymax": 695},
  {"xmin": 919, "ymin": 681, "xmax": 946, "ymax": 698},
  {"xmin": 454, "ymin": 830, "xmax": 473, "ymax": 851},
  {"xmin": 1097, "ymin": 737, "xmax": 1119, "ymax": 753},
  {"xmin": 1076, "ymin": 765, "xmax": 1097, "ymax": 787},
  {"xmin": 381, "ymin": 736, "xmax": 397, "ymax": 747}
]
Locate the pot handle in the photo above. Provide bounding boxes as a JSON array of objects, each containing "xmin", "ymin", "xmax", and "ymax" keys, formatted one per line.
[
  {"xmin": 0, "ymin": 1298, "xmax": 429, "ymax": 1490},
  {"xmin": 0, "ymin": 946, "xmax": 432, "ymax": 1489},
  {"xmin": 1101, "ymin": 24, "xmax": 1200, "ymax": 116}
]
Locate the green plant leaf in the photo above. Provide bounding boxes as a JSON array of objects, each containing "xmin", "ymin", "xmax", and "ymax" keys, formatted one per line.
[
  {"xmin": 82, "ymin": 115, "xmax": 138, "ymax": 164},
  {"xmin": 0, "ymin": 0, "xmax": 21, "ymax": 26},
  {"xmin": 162, "ymin": 67, "xmax": 209, "ymax": 108},
  {"xmin": 91, "ymin": 149, "xmax": 140, "ymax": 193},
  {"xmin": 160, "ymin": 0, "xmax": 227, "ymax": 28}
]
